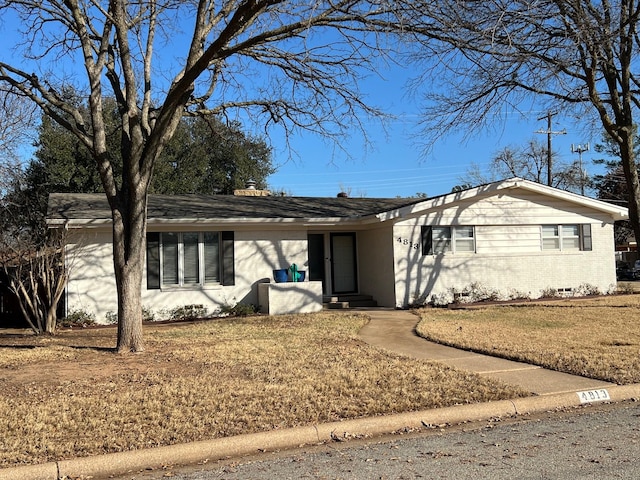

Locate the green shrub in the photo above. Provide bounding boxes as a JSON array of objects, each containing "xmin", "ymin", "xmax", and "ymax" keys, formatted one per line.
[
  {"xmin": 220, "ymin": 302, "xmax": 258, "ymax": 317},
  {"xmin": 59, "ymin": 309, "xmax": 96, "ymax": 328},
  {"xmin": 169, "ymin": 304, "xmax": 209, "ymax": 321},
  {"xmin": 506, "ymin": 289, "xmax": 531, "ymax": 301},
  {"xmin": 575, "ymin": 283, "xmax": 602, "ymax": 297},
  {"xmin": 429, "ymin": 291, "xmax": 454, "ymax": 307},
  {"xmin": 142, "ymin": 306, "xmax": 156, "ymax": 322},
  {"xmin": 104, "ymin": 311, "xmax": 117, "ymax": 325},
  {"xmin": 540, "ymin": 287, "xmax": 559, "ymax": 298},
  {"xmin": 105, "ymin": 307, "xmax": 155, "ymax": 324},
  {"xmin": 617, "ymin": 283, "xmax": 636, "ymax": 294}
]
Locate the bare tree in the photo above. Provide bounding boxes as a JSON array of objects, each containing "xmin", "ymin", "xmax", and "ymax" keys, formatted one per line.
[
  {"xmin": 399, "ymin": 1, "xmax": 640, "ymax": 243},
  {"xmin": 0, "ymin": 1, "xmax": 406, "ymax": 352},
  {"xmin": 0, "ymin": 91, "xmax": 36, "ymax": 193},
  {"xmin": 463, "ymin": 139, "xmax": 584, "ymax": 192},
  {"xmin": 0, "ymin": 230, "xmax": 69, "ymax": 334}
]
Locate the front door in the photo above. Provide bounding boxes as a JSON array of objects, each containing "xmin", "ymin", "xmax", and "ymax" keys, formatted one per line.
[{"xmin": 330, "ymin": 233, "xmax": 357, "ymax": 294}]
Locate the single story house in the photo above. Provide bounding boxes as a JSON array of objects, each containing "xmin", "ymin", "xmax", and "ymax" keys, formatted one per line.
[{"xmin": 47, "ymin": 178, "xmax": 628, "ymax": 322}]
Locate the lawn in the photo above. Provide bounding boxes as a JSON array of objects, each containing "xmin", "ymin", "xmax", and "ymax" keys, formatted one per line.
[
  {"xmin": 415, "ymin": 294, "xmax": 640, "ymax": 385},
  {"xmin": 0, "ymin": 312, "xmax": 525, "ymax": 467}
]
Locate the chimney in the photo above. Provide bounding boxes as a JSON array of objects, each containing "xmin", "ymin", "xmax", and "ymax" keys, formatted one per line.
[{"xmin": 234, "ymin": 179, "xmax": 270, "ymax": 196}]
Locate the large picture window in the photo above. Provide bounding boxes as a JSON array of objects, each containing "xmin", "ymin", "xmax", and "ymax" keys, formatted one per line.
[
  {"xmin": 146, "ymin": 231, "xmax": 234, "ymax": 289},
  {"xmin": 422, "ymin": 226, "xmax": 475, "ymax": 255},
  {"xmin": 541, "ymin": 224, "xmax": 592, "ymax": 251}
]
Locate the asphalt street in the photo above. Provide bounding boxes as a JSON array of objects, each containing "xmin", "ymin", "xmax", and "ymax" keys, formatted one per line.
[{"xmin": 118, "ymin": 400, "xmax": 640, "ymax": 480}]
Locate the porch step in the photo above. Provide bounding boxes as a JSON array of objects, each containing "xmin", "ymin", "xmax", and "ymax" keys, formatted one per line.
[{"xmin": 323, "ymin": 294, "xmax": 378, "ymax": 309}]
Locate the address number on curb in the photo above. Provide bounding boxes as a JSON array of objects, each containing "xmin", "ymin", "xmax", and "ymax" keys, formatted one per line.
[{"xmin": 577, "ymin": 389, "xmax": 610, "ymax": 404}]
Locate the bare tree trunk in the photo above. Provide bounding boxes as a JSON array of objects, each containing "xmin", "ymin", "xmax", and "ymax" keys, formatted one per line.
[
  {"xmin": 9, "ymin": 275, "xmax": 40, "ymax": 334},
  {"xmin": 45, "ymin": 309, "xmax": 57, "ymax": 334},
  {"xmin": 618, "ymin": 128, "xmax": 640, "ymax": 245},
  {"xmin": 44, "ymin": 263, "xmax": 67, "ymax": 334},
  {"xmin": 115, "ymin": 259, "xmax": 144, "ymax": 352},
  {"xmin": 113, "ymin": 188, "xmax": 147, "ymax": 353}
]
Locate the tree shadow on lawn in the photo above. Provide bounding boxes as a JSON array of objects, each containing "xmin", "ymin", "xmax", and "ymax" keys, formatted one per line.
[
  {"xmin": 0, "ymin": 343, "xmax": 115, "ymax": 353},
  {"xmin": 0, "ymin": 327, "xmax": 118, "ymax": 352}
]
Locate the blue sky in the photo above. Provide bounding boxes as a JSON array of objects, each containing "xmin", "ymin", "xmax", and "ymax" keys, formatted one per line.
[
  {"xmin": 1, "ymin": 10, "xmax": 603, "ymax": 200},
  {"xmin": 265, "ymin": 89, "xmax": 600, "ymax": 199},
  {"xmin": 257, "ymin": 23, "xmax": 604, "ymax": 200}
]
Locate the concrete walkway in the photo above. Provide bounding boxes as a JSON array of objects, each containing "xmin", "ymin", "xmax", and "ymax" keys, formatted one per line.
[{"xmin": 358, "ymin": 308, "xmax": 614, "ymax": 395}]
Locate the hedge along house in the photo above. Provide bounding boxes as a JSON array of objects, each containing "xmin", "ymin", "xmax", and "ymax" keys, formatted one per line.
[{"xmin": 46, "ymin": 178, "xmax": 628, "ymax": 323}]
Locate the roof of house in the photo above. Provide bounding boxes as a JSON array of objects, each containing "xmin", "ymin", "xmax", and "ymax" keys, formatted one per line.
[
  {"xmin": 47, "ymin": 192, "xmax": 419, "ymax": 225},
  {"xmin": 46, "ymin": 178, "xmax": 629, "ymax": 227},
  {"xmin": 378, "ymin": 177, "xmax": 629, "ymax": 222}
]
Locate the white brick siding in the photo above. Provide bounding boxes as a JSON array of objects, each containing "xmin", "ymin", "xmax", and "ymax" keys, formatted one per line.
[{"xmin": 392, "ymin": 191, "xmax": 618, "ymax": 307}]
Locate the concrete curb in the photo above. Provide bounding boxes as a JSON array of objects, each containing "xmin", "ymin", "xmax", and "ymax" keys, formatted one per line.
[{"xmin": 2, "ymin": 383, "xmax": 639, "ymax": 480}]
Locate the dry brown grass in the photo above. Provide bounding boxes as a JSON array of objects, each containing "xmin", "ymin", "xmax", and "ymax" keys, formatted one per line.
[
  {"xmin": 0, "ymin": 312, "xmax": 525, "ymax": 467},
  {"xmin": 416, "ymin": 294, "xmax": 640, "ymax": 385}
]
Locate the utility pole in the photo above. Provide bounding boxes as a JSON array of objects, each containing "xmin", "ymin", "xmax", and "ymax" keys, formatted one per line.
[
  {"xmin": 535, "ymin": 111, "xmax": 566, "ymax": 186},
  {"xmin": 571, "ymin": 143, "xmax": 590, "ymax": 195}
]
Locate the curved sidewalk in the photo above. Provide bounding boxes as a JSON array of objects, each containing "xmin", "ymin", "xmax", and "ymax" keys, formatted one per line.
[{"xmin": 358, "ymin": 308, "xmax": 614, "ymax": 395}]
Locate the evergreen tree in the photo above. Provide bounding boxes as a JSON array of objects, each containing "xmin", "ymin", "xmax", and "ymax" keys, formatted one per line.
[
  {"xmin": 4, "ymin": 105, "xmax": 274, "ymax": 243},
  {"xmin": 152, "ymin": 116, "xmax": 274, "ymax": 195}
]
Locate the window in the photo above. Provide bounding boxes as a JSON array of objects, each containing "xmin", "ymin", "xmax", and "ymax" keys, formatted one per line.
[
  {"xmin": 146, "ymin": 231, "xmax": 234, "ymax": 289},
  {"xmin": 454, "ymin": 226, "xmax": 476, "ymax": 252},
  {"xmin": 432, "ymin": 226, "xmax": 452, "ymax": 253},
  {"xmin": 162, "ymin": 233, "xmax": 179, "ymax": 284},
  {"xmin": 422, "ymin": 226, "xmax": 475, "ymax": 255},
  {"xmin": 541, "ymin": 225, "xmax": 560, "ymax": 250},
  {"xmin": 203, "ymin": 232, "xmax": 220, "ymax": 283},
  {"xmin": 183, "ymin": 233, "xmax": 200, "ymax": 284},
  {"xmin": 541, "ymin": 224, "xmax": 592, "ymax": 251},
  {"xmin": 162, "ymin": 232, "xmax": 208, "ymax": 286}
]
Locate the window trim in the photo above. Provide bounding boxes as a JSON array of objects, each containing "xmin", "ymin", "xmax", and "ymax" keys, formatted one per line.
[
  {"xmin": 146, "ymin": 231, "xmax": 234, "ymax": 289},
  {"xmin": 160, "ymin": 232, "xmax": 206, "ymax": 286},
  {"xmin": 422, "ymin": 225, "xmax": 476, "ymax": 255},
  {"xmin": 541, "ymin": 224, "xmax": 592, "ymax": 251}
]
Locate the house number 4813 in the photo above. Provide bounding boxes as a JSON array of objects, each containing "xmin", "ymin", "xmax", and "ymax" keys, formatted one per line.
[{"xmin": 397, "ymin": 237, "xmax": 419, "ymax": 250}]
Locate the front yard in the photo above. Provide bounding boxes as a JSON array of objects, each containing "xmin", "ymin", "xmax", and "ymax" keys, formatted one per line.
[
  {"xmin": 415, "ymin": 294, "xmax": 640, "ymax": 385},
  {"xmin": 0, "ymin": 312, "xmax": 523, "ymax": 467},
  {"xmin": 2, "ymin": 295, "xmax": 639, "ymax": 468}
]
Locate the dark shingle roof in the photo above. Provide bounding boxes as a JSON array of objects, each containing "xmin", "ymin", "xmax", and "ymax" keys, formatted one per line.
[{"xmin": 47, "ymin": 193, "xmax": 419, "ymax": 223}]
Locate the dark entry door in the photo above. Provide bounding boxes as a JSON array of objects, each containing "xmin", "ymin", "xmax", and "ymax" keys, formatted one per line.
[
  {"xmin": 330, "ymin": 233, "xmax": 357, "ymax": 294},
  {"xmin": 307, "ymin": 234, "xmax": 326, "ymax": 292}
]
